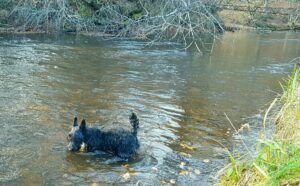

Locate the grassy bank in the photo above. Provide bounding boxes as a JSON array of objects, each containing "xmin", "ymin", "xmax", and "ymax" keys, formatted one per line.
[{"xmin": 219, "ymin": 67, "xmax": 300, "ymax": 186}]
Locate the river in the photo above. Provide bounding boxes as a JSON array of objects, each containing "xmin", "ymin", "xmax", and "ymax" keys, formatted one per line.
[{"xmin": 0, "ymin": 31, "xmax": 299, "ymax": 185}]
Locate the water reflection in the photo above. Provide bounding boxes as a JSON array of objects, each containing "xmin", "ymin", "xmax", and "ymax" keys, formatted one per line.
[{"xmin": 0, "ymin": 31, "xmax": 299, "ymax": 185}]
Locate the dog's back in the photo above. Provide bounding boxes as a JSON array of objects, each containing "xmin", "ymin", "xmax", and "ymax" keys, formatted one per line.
[
  {"xmin": 68, "ymin": 112, "xmax": 140, "ymax": 160},
  {"xmin": 98, "ymin": 128, "xmax": 139, "ymax": 159}
]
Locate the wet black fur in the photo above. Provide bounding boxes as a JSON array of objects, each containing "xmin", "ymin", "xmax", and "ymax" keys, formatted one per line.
[{"xmin": 67, "ymin": 112, "xmax": 140, "ymax": 160}]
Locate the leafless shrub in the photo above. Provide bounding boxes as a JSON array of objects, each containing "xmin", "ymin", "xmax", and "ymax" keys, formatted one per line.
[
  {"xmin": 10, "ymin": 0, "xmax": 90, "ymax": 32},
  {"xmin": 9, "ymin": 0, "xmax": 224, "ymax": 52},
  {"xmin": 95, "ymin": 0, "xmax": 224, "ymax": 52}
]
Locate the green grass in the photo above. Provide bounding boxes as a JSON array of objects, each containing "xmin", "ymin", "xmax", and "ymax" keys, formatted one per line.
[
  {"xmin": 281, "ymin": 66, "xmax": 300, "ymax": 102},
  {"xmin": 220, "ymin": 67, "xmax": 300, "ymax": 186}
]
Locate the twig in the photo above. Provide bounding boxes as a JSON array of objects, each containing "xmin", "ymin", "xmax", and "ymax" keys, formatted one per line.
[{"xmin": 224, "ymin": 113, "xmax": 254, "ymax": 158}]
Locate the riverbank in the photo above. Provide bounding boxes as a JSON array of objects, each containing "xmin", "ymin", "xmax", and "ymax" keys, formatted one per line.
[
  {"xmin": 1, "ymin": 1, "xmax": 300, "ymax": 35},
  {"xmin": 219, "ymin": 67, "xmax": 300, "ymax": 186},
  {"xmin": 219, "ymin": 0, "xmax": 300, "ymax": 31}
]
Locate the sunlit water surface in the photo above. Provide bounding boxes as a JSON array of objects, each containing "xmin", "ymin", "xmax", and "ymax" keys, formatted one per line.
[{"xmin": 0, "ymin": 31, "xmax": 299, "ymax": 185}]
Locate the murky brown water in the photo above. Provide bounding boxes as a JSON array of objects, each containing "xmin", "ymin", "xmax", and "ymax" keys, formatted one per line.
[{"xmin": 0, "ymin": 31, "xmax": 299, "ymax": 185}]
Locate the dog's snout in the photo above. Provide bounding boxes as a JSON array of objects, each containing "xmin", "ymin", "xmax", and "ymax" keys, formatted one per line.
[
  {"xmin": 67, "ymin": 133, "xmax": 72, "ymax": 141},
  {"xmin": 67, "ymin": 143, "xmax": 73, "ymax": 151}
]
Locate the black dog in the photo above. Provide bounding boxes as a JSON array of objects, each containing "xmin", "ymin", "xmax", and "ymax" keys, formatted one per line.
[{"xmin": 67, "ymin": 112, "xmax": 140, "ymax": 161}]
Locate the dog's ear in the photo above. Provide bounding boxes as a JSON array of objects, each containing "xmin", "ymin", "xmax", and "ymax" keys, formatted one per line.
[
  {"xmin": 73, "ymin": 117, "xmax": 78, "ymax": 127},
  {"xmin": 80, "ymin": 119, "xmax": 86, "ymax": 131}
]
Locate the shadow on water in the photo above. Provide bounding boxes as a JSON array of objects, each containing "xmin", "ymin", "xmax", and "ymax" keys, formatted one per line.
[{"xmin": 0, "ymin": 31, "xmax": 299, "ymax": 185}]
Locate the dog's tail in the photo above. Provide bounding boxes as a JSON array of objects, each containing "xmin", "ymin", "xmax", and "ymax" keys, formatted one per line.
[{"xmin": 129, "ymin": 112, "xmax": 139, "ymax": 135}]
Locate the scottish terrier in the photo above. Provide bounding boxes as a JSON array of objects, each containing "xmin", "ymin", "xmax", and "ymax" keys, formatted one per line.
[{"xmin": 67, "ymin": 112, "xmax": 140, "ymax": 161}]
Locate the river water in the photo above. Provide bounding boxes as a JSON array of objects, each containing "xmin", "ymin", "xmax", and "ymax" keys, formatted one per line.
[{"xmin": 0, "ymin": 31, "xmax": 299, "ymax": 185}]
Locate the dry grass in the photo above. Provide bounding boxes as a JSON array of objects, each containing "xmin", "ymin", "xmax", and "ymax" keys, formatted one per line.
[{"xmin": 276, "ymin": 69, "xmax": 300, "ymax": 143}]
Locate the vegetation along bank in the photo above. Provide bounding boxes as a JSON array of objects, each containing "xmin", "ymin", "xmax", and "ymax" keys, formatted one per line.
[
  {"xmin": 219, "ymin": 67, "xmax": 300, "ymax": 186},
  {"xmin": 1, "ymin": 0, "xmax": 300, "ymax": 52}
]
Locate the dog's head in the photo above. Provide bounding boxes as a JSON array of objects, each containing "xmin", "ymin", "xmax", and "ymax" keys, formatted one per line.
[{"xmin": 67, "ymin": 117, "xmax": 87, "ymax": 152}]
